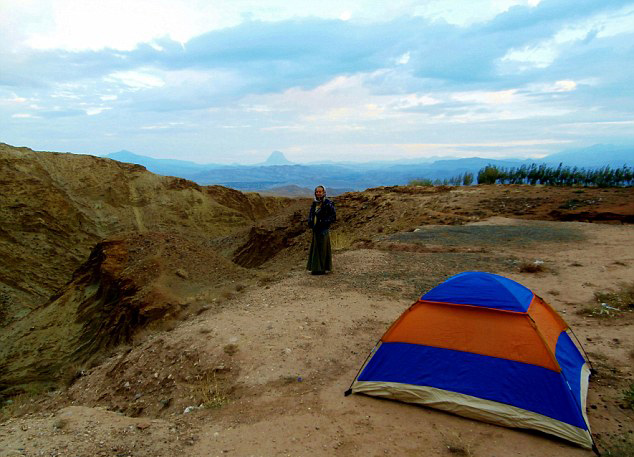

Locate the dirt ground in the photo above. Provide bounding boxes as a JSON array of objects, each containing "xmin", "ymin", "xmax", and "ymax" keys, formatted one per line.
[{"xmin": 1, "ymin": 217, "xmax": 632, "ymax": 457}]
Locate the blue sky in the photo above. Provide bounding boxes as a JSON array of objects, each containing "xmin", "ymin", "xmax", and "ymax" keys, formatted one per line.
[{"xmin": 1, "ymin": 0, "xmax": 633, "ymax": 164}]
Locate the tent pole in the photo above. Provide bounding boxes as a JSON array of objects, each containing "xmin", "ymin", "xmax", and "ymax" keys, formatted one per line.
[
  {"xmin": 344, "ymin": 341, "xmax": 380, "ymax": 396},
  {"xmin": 569, "ymin": 327, "xmax": 595, "ymax": 373}
]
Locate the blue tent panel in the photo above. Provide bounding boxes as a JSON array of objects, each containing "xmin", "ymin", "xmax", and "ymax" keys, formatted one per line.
[
  {"xmin": 358, "ymin": 342, "xmax": 587, "ymax": 429},
  {"xmin": 555, "ymin": 331, "xmax": 588, "ymax": 411},
  {"xmin": 421, "ymin": 272, "xmax": 534, "ymax": 312}
]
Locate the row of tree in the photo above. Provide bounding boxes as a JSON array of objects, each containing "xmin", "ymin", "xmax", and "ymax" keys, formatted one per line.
[
  {"xmin": 476, "ymin": 164, "xmax": 633, "ymax": 187},
  {"xmin": 409, "ymin": 172, "xmax": 474, "ymax": 187}
]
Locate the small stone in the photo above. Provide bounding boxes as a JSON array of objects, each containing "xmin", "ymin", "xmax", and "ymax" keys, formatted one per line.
[{"xmin": 136, "ymin": 422, "xmax": 151, "ymax": 430}]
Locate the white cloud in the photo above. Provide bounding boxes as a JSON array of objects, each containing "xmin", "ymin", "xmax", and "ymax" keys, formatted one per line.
[
  {"xmin": 339, "ymin": 11, "xmax": 352, "ymax": 21},
  {"xmin": 413, "ymin": 0, "xmax": 541, "ymax": 26},
  {"xmin": 392, "ymin": 94, "xmax": 440, "ymax": 110},
  {"xmin": 501, "ymin": 4, "xmax": 634, "ymax": 71},
  {"xmin": 105, "ymin": 71, "xmax": 165, "ymax": 89},
  {"xmin": 2, "ymin": 94, "xmax": 29, "ymax": 104},
  {"xmin": 85, "ymin": 107, "xmax": 111, "ymax": 116},
  {"xmin": 396, "ymin": 52, "xmax": 410, "ymax": 65},
  {"xmin": 140, "ymin": 122, "xmax": 185, "ymax": 130},
  {"xmin": 552, "ymin": 80, "xmax": 577, "ymax": 92},
  {"xmin": 452, "ymin": 89, "xmax": 519, "ymax": 105}
]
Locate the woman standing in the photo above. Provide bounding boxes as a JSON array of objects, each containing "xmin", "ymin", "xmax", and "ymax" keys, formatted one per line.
[{"xmin": 307, "ymin": 185, "xmax": 336, "ymax": 275}]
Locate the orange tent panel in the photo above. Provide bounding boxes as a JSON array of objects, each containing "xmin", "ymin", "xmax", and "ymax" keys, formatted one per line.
[{"xmin": 382, "ymin": 300, "xmax": 560, "ymax": 371}]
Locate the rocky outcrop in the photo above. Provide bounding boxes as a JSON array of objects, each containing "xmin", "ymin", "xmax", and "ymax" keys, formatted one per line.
[{"xmin": 0, "ymin": 232, "xmax": 252, "ymax": 398}]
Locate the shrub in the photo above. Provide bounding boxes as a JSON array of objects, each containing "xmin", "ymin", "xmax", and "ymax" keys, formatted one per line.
[
  {"xmin": 519, "ymin": 261, "xmax": 545, "ymax": 273},
  {"xmin": 409, "ymin": 178, "xmax": 434, "ymax": 187},
  {"xmin": 623, "ymin": 384, "xmax": 634, "ymax": 410}
]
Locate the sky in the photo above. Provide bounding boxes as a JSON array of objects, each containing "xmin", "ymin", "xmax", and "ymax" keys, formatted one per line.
[{"xmin": 1, "ymin": 0, "xmax": 634, "ymax": 164}]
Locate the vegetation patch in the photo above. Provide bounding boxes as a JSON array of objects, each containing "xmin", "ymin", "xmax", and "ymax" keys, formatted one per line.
[
  {"xmin": 601, "ymin": 434, "xmax": 634, "ymax": 457},
  {"xmin": 594, "ymin": 282, "xmax": 634, "ymax": 310},
  {"xmin": 0, "ymin": 392, "xmax": 43, "ymax": 421},
  {"xmin": 578, "ymin": 282, "xmax": 634, "ymax": 318}
]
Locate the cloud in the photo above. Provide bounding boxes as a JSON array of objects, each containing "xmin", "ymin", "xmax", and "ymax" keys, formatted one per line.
[{"xmin": 1, "ymin": 0, "xmax": 633, "ymax": 162}]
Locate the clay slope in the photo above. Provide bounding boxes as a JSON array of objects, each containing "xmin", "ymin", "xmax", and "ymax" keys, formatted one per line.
[
  {"xmin": 0, "ymin": 143, "xmax": 298, "ymax": 324},
  {"xmin": 0, "ymin": 231, "xmax": 253, "ymax": 397}
]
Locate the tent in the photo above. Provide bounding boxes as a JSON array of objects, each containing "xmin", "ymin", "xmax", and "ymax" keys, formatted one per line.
[{"xmin": 346, "ymin": 271, "xmax": 594, "ymax": 449}]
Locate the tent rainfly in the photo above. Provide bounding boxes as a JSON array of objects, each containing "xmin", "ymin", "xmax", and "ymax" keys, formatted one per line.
[{"xmin": 346, "ymin": 271, "xmax": 595, "ymax": 450}]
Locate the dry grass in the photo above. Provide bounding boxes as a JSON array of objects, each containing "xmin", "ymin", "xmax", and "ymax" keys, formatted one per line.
[
  {"xmin": 223, "ymin": 343, "xmax": 239, "ymax": 355},
  {"xmin": 257, "ymin": 275, "xmax": 275, "ymax": 286},
  {"xmin": 194, "ymin": 372, "xmax": 229, "ymax": 409},
  {"xmin": 330, "ymin": 231, "xmax": 354, "ymax": 250},
  {"xmin": 60, "ymin": 363, "xmax": 88, "ymax": 387},
  {"xmin": 0, "ymin": 392, "xmax": 41, "ymax": 421},
  {"xmin": 441, "ymin": 431, "xmax": 475, "ymax": 456},
  {"xmin": 53, "ymin": 417, "xmax": 70, "ymax": 430},
  {"xmin": 220, "ymin": 289, "xmax": 235, "ymax": 300}
]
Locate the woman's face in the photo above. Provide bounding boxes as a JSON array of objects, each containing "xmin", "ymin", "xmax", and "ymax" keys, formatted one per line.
[{"xmin": 315, "ymin": 187, "xmax": 325, "ymax": 199}]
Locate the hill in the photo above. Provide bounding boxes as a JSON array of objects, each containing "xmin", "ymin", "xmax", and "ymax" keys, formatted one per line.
[{"xmin": 1, "ymin": 142, "xmax": 633, "ymax": 456}]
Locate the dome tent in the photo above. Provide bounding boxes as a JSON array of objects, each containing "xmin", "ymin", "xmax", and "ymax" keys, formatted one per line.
[{"xmin": 346, "ymin": 272, "xmax": 595, "ymax": 450}]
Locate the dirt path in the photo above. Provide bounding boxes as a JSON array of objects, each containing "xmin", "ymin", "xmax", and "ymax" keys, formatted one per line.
[{"xmin": 1, "ymin": 219, "xmax": 633, "ymax": 457}]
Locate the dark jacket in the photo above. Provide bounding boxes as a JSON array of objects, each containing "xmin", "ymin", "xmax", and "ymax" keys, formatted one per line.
[{"xmin": 308, "ymin": 198, "xmax": 336, "ymax": 235}]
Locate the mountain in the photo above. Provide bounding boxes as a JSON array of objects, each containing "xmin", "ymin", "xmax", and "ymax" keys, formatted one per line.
[
  {"xmin": 102, "ymin": 145, "xmax": 633, "ymax": 192},
  {"xmin": 105, "ymin": 150, "xmax": 228, "ymax": 177},
  {"xmin": 262, "ymin": 150, "xmax": 293, "ymax": 166},
  {"xmin": 258, "ymin": 184, "xmax": 354, "ymax": 197},
  {"xmin": 542, "ymin": 144, "xmax": 633, "ymax": 168}
]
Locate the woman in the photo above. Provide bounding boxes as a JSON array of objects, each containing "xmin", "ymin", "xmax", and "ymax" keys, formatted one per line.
[{"xmin": 307, "ymin": 185, "xmax": 336, "ymax": 275}]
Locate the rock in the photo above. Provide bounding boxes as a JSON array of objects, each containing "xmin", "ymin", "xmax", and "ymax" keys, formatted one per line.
[{"xmin": 175, "ymin": 269, "xmax": 189, "ymax": 279}]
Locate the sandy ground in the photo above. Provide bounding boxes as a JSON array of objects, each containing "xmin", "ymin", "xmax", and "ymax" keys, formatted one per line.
[{"xmin": 1, "ymin": 218, "xmax": 633, "ymax": 457}]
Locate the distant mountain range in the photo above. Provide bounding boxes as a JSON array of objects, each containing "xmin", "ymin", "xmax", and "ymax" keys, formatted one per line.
[{"xmin": 104, "ymin": 145, "xmax": 633, "ymax": 192}]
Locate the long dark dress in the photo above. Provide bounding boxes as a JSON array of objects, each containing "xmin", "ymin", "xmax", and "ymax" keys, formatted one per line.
[{"xmin": 307, "ymin": 198, "xmax": 336, "ymax": 274}]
